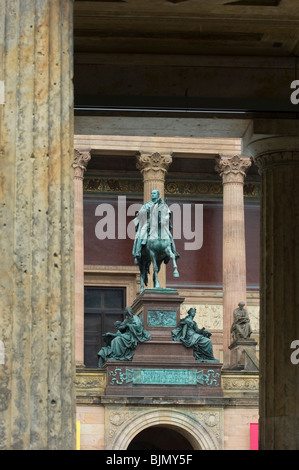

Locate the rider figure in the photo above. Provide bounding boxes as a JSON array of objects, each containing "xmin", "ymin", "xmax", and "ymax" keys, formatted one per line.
[{"xmin": 132, "ymin": 189, "xmax": 178, "ymax": 266}]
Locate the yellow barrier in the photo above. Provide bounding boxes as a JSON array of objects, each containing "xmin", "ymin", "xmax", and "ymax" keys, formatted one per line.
[{"xmin": 76, "ymin": 421, "xmax": 80, "ymax": 450}]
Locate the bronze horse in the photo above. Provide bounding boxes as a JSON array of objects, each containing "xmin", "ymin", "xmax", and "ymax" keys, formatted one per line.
[{"xmin": 133, "ymin": 190, "xmax": 179, "ymax": 292}]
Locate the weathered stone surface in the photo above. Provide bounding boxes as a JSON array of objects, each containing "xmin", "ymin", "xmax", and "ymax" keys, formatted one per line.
[
  {"xmin": 247, "ymin": 138, "xmax": 299, "ymax": 450},
  {"xmin": 0, "ymin": 0, "xmax": 75, "ymax": 450}
]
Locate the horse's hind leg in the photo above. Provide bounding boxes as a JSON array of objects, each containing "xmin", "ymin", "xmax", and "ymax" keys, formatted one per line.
[
  {"xmin": 139, "ymin": 261, "xmax": 147, "ymax": 293},
  {"xmin": 165, "ymin": 247, "xmax": 179, "ymax": 278}
]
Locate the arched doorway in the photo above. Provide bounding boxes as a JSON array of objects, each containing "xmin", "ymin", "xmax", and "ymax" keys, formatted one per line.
[
  {"xmin": 127, "ymin": 425, "xmax": 194, "ymax": 451},
  {"xmin": 107, "ymin": 407, "xmax": 220, "ymax": 450}
]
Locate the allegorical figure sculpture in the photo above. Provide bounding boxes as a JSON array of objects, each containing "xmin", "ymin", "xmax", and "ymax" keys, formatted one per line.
[
  {"xmin": 133, "ymin": 189, "xmax": 179, "ymax": 292},
  {"xmin": 98, "ymin": 307, "xmax": 151, "ymax": 368},
  {"xmin": 172, "ymin": 308, "xmax": 219, "ymax": 362},
  {"xmin": 230, "ymin": 301, "xmax": 253, "ymax": 341}
]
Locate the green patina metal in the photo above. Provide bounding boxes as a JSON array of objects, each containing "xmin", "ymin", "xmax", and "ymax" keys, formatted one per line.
[
  {"xmin": 147, "ymin": 309, "xmax": 177, "ymax": 327},
  {"xmin": 109, "ymin": 367, "xmax": 220, "ymax": 386}
]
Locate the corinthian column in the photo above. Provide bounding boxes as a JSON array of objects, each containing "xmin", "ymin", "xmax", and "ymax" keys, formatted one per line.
[
  {"xmin": 0, "ymin": 0, "xmax": 75, "ymax": 449},
  {"xmin": 136, "ymin": 151, "xmax": 172, "ymax": 202},
  {"xmin": 248, "ymin": 142, "xmax": 299, "ymax": 450},
  {"xmin": 136, "ymin": 151, "xmax": 173, "ymax": 288},
  {"xmin": 215, "ymin": 155, "xmax": 252, "ymax": 367},
  {"xmin": 73, "ymin": 150, "xmax": 91, "ymax": 368}
]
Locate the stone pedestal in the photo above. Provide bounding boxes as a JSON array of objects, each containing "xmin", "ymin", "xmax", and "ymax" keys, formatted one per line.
[
  {"xmin": 103, "ymin": 289, "xmax": 223, "ymax": 397},
  {"xmin": 131, "ymin": 288, "xmax": 183, "ymax": 343},
  {"xmin": 229, "ymin": 340, "xmax": 258, "ymax": 370}
]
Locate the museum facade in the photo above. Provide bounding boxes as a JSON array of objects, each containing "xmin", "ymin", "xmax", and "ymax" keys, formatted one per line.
[{"xmin": 74, "ymin": 136, "xmax": 260, "ymax": 450}]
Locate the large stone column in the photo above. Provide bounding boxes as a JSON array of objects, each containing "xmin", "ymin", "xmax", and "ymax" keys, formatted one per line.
[
  {"xmin": 73, "ymin": 150, "xmax": 91, "ymax": 368},
  {"xmin": 0, "ymin": 1, "xmax": 75, "ymax": 449},
  {"xmin": 136, "ymin": 151, "xmax": 172, "ymax": 288},
  {"xmin": 246, "ymin": 136, "xmax": 299, "ymax": 450},
  {"xmin": 215, "ymin": 155, "xmax": 251, "ymax": 367}
]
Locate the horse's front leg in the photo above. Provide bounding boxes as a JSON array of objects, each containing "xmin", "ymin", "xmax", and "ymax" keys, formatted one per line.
[{"xmin": 149, "ymin": 250, "xmax": 160, "ymax": 288}]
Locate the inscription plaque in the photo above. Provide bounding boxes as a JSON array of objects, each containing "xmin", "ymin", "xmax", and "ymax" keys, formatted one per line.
[{"xmin": 109, "ymin": 367, "xmax": 221, "ymax": 387}]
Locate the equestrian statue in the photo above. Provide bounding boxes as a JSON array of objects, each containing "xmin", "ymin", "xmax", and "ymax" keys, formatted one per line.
[{"xmin": 133, "ymin": 189, "xmax": 179, "ymax": 292}]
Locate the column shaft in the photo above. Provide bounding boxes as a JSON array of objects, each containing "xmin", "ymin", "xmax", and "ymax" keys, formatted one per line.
[
  {"xmin": 0, "ymin": 0, "xmax": 75, "ymax": 449},
  {"xmin": 73, "ymin": 150, "xmax": 91, "ymax": 368},
  {"xmin": 216, "ymin": 155, "xmax": 251, "ymax": 366},
  {"xmin": 255, "ymin": 150, "xmax": 299, "ymax": 449}
]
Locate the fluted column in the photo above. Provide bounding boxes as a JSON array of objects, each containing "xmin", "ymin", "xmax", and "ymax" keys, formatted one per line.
[
  {"xmin": 73, "ymin": 150, "xmax": 91, "ymax": 368},
  {"xmin": 248, "ymin": 143, "xmax": 299, "ymax": 449},
  {"xmin": 215, "ymin": 155, "xmax": 251, "ymax": 367},
  {"xmin": 0, "ymin": 0, "xmax": 75, "ymax": 449},
  {"xmin": 136, "ymin": 151, "xmax": 173, "ymax": 288}
]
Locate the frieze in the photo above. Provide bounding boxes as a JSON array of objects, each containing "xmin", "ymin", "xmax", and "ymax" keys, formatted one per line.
[
  {"xmin": 180, "ymin": 303, "xmax": 259, "ymax": 332},
  {"xmin": 83, "ymin": 176, "xmax": 259, "ymax": 199},
  {"xmin": 75, "ymin": 370, "xmax": 106, "ymax": 396},
  {"xmin": 147, "ymin": 309, "xmax": 177, "ymax": 327},
  {"xmin": 181, "ymin": 303, "xmax": 223, "ymax": 330},
  {"xmin": 222, "ymin": 376, "xmax": 259, "ymax": 391}
]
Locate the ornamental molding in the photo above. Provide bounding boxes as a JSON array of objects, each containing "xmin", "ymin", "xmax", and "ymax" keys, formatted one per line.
[{"xmin": 215, "ymin": 154, "xmax": 252, "ymax": 184}]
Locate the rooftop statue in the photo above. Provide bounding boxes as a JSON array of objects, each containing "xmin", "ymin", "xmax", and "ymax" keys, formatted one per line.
[
  {"xmin": 172, "ymin": 308, "xmax": 219, "ymax": 363},
  {"xmin": 231, "ymin": 301, "xmax": 253, "ymax": 342},
  {"xmin": 133, "ymin": 189, "xmax": 179, "ymax": 292},
  {"xmin": 98, "ymin": 307, "xmax": 151, "ymax": 368}
]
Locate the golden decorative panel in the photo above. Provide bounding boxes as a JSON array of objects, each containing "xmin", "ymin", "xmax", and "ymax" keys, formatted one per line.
[{"xmin": 83, "ymin": 177, "xmax": 260, "ymax": 199}]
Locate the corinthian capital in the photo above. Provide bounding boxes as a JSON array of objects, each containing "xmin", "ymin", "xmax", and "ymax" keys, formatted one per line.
[
  {"xmin": 136, "ymin": 151, "xmax": 173, "ymax": 176},
  {"xmin": 73, "ymin": 149, "xmax": 91, "ymax": 179},
  {"xmin": 215, "ymin": 154, "xmax": 251, "ymax": 184},
  {"xmin": 254, "ymin": 151, "xmax": 299, "ymax": 173}
]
